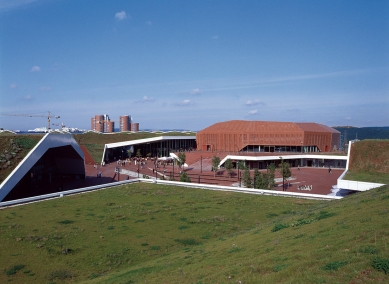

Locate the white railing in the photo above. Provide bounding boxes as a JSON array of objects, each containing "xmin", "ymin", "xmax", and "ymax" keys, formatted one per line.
[{"xmin": 0, "ymin": 178, "xmax": 342, "ymax": 208}]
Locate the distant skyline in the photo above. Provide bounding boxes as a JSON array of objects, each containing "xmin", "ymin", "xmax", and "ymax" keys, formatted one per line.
[{"xmin": 1, "ymin": 0, "xmax": 388, "ymax": 131}]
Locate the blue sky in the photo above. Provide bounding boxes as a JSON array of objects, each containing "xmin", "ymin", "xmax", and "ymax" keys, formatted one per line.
[{"xmin": 1, "ymin": 0, "xmax": 388, "ymax": 131}]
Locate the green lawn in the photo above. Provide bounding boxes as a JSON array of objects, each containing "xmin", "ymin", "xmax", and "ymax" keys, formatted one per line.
[
  {"xmin": 1, "ymin": 183, "xmax": 388, "ymax": 283},
  {"xmin": 344, "ymin": 171, "xmax": 389, "ymax": 184}
]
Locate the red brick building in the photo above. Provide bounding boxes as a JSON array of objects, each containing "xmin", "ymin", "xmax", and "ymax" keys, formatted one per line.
[
  {"xmin": 120, "ymin": 115, "xmax": 131, "ymax": 132},
  {"xmin": 196, "ymin": 120, "xmax": 340, "ymax": 153},
  {"xmin": 91, "ymin": 114, "xmax": 114, "ymax": 133}
]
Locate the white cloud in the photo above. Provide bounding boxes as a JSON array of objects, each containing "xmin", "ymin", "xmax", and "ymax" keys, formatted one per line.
[
  {"xmin": 212, "ymin": 35, "xmax": 219, "ymax": 40},
  {"xmin": 189, "ymin": 88, "xmax": 201, "ymax": 95},
  {"xmin": 136, "ymin": 96, "xmax": 155, "ymax": 103},
  {"xmin": 245, "ymin": 99, "xmax": 265, "ymax": 106},
  {"xmin": 23, "ymin": 95, "xmax": 32, "ymax": 100},
  {"xmin": 175, "ymin": 99, "xmax": 193, "ymax": 106},
  {"xmin": 146, "ymin": 21, "xmax": 152, "ymax": 26},
  {"xmin": 31, "ymin": 66, "xmax": 41, "ymax": 72},
  {"xmin": 0, "ymin": 0, "xmax": 39, "ymax": 11},
  {"xmin": 10, "ymin": 83, "xmax": 17, "ymax": 89},
  {"xmin": 40, "ymin": 86, "xmax": 52, "ymax": 91},
  {"xmin": 246, "ymin": 110, "xmax": 258, "ymax": 116},
  {"xmin": 115, "ymin": 11, "xmax": 127, "ymax": 20}
]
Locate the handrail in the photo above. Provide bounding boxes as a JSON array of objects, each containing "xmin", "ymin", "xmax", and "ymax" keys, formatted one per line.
[{"xmin": 0, "ymin": 178, "xmax": 342, "ymax": 208}]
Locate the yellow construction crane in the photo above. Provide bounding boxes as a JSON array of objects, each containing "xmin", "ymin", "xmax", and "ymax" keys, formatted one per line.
[{"xmin": 1, "ymin": 111, "xmax": 60, "ymax": 130}]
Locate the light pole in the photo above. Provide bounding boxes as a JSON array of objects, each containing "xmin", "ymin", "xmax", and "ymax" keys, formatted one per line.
[
  {"xmin": 172, "ymin": 159, "xmax": 175, "ymax": 179},
  {"xmin": 237, "ymin": 161, "xmax": 240, "ymax": 187}
]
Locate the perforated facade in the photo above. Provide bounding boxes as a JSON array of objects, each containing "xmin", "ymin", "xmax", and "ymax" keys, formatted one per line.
[{"xmin": 196, "ymin": 120, "xmax": 340, "ymax": 153}]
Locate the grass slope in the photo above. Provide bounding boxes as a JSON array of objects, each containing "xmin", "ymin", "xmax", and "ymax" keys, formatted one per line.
[
  {"xmin": 0, "ymin": 135, "xmax": 42, "ymax": 183},
  {"xmin": 1, "ymin": 183, "xmax": 388, "ymax": 283},
  {"xmin": 345, "ymin": 140, "xmax": 389, "ymax": 184}
]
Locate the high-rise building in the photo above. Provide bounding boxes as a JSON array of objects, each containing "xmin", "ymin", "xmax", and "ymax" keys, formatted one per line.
[
  {"xmin": 131, "ymin": 123, "xmax": 139, "ymax": 132},
  {"xmin": 91, "ymin": 114, "xmax": 114, "ymax": 133},
  {"xmin": 120, "ymin": 115, "xmax": 131, "ymax": 132}
]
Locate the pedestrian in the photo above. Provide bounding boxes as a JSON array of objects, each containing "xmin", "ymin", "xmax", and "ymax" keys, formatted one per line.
[
  {"xmin": 328, "ymin": 166, "xmax": 332, "ymax": 174},
  {"xmin": 298, "ymin": 165, "xmax": 300, "ymax": 170}
]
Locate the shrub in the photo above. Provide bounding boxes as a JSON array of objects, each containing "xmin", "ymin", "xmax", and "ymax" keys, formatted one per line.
[
  {"xmin": 317, "ymin": 211, "xmax": 336, "ymax": 220},
  {"xmin": 58, "ymin": 220, "xmax": 74, "ymax": 225},
  {"xmin": 271, "ymin": 223, "xmax": 289, "ymax": 232},
  {"xmin": 228, "ymin": 244, "xmax": 243, "ymax": 253},
  {"xmin": 49, "ymin": 270, "xmax": 74, "ymax": 280},
  {"xmin": 15, "ymin": 137, "xmax": 37, "ymax": 149},
  {"xmin": 174, "ymin": 238, "xmax": 201, "ymax": 246},
  {"xmin": 179, "ymin": 172, "xmax": 191, "ymax": 182},
  {"xmin": 291, "ymin": 218, "xmax": 314, "ymax": 227},
  {"xmin": 372, "ymin": 257, "xmax": 389, "ymax": 274},
  {"xmin": 5, "ymin": 264, "xmax": 25, "ymax": 276},
  {"xmin": 322, "ymin": 261, "xmax": 348, "ymax": 271},
  {"xmin": 359, "ymin": 245, "xmax": 379, "ymax": 254},
  {"xmin": 273, "ymin": 264, "xmax": 288, "ymax": 272}
]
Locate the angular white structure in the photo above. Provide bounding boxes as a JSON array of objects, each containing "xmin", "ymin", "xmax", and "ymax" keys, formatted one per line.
[{"xmin": 0, "ymin": 134, "xmax": 85, "ymax": 202}]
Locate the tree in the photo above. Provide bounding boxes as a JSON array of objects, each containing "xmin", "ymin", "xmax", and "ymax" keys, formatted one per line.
[
  {"xmin": 253, "ymin": 168, "xmax": 260, "ymax": 188},
  {"xmin": 224, "ymin": 158, "xmax": 233, "ymax": 178},
  {"xmin": 176, "ymin": 152, "xmax": 186, "ymax": 168},
  {"xmin": 253, "ymin": 168, "xmax": 268, "ymax": 189},
  {"xmin": 179, "ymin": 171, "xmax": 191, "ymax": 183},
  {"xmin": 278, "ymin": 157, "xmax": 291, "ymax": 191},
  {"xmin": 136, "ymin": 149, "xmax": 142, "ymax": 158},
  {"xmin": 212, "ymin": 156, "xmax": 221, "ymax": 177},
  {"xmin": 243, "ymin": 166, "xmax": 252, "ymax": 188},
  {"xmin": 265, "ymin": 163, "xmax": 277, "ymax": 189},
  {"xmin": 236, "ymin": 161, "xmax": 245, "ymax": 186}
]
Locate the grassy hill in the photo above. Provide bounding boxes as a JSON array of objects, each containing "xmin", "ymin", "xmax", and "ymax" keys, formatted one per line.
[
  {"xmin": 345, "ymin": 140, "xmax": 389, "ymax": 184},
  {"xmin": 1, "ymin": 182, "xmax": 388, "ymax": 283},
  {"xmin": 0, "ymin": 135, "xmax": 43, "ymax": 184}
]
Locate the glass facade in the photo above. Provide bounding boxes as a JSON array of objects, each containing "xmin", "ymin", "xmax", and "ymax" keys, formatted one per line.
[
  {"xmin": 105, "ymin": 138, "xmax": 197, "ymax": 161},
  {"xmin": 240, "ymin": 145, "xmax": 320, "ymax": 153}
]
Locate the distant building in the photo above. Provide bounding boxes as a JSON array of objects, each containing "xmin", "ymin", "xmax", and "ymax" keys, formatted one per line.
[
  {"xmin": 120, "ymin": 115, "xmax": 131, "ymax": 132},
  {"xmin": 91, "ymin": 114, "xmax": 114, "ymax": 133},
  {"xmin": 91, "ymin": 114, "xmax": 139, "ymax": 133},
  {"xmin": 196, "ymin": 120, "xmax": 340, "ymax": 153},
  {"xmin": 131, "ymin": 122, "xmax": 139, "ymax": 132}
]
